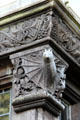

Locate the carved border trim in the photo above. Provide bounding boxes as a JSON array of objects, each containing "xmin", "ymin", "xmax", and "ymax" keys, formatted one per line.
[{"xmin": 0, "ymin": 37, "xmax": 50, "ymax": 57}]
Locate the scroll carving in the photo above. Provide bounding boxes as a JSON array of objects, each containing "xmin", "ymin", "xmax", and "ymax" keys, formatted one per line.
[
  {"xmin": 0, "ymin": 12, "xmax": 51, "ymax": 52},
  {"xmin": 51, "ymin": 12, "xmax": 80, "ymax": 64},
  {"xmin": 11, "ymin": 47, "xmax": 68, "ymax": 100},
  {"xmin": 0, "ymin": 10, "xmax": 80, "ymax": 65}
]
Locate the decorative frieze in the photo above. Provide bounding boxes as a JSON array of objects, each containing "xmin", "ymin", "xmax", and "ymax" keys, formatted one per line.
[
  {"xmin": 0, "ymin": 9, "xmax": 80, "ymax": 65},
  {"xmin": 51, "ymin": 10, "xmax": 80, "ymax": 64},
  {"xmin": 0, "ymin": 11, "xmax": 52, "ymax": 52}
]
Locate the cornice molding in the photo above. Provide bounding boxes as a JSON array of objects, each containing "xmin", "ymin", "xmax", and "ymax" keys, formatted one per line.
[
  {"xmin": 0, "ymin": 0, "xmax": 80, "ymax": 38},
  {"xmin": 54, "ymin": 0, "xmax": 80, "ymax": 37},
  {"xmin": 0, "ymin": 9, "xmax": 80, "ymax": 68},
  {"xmin": 0, "ymin": 0, "xmax": 54, "ymax": 27}
]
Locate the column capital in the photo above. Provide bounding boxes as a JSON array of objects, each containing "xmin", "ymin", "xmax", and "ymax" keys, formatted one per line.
[{"xmin": 10, "ymin": 44, "xmax": 68, "ymax": 116}]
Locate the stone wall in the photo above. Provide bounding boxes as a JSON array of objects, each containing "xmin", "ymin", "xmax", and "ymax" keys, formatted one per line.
[{"xmin": 71, "ymin": 103, "xmax": 80, "ymax": 120}]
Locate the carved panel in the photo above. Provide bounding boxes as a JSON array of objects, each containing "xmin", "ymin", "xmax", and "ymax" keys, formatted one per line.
[
  {"xmin": 0, "ymin": 11, "xmax": 52, "ymax": 52},
  {"xmin": 11, "ymin": 45, "xmax": 68, "ymax": 100},
  {"xmin": 0, "ymin": 10, "xmax": 80, "ymax": 65},
  {"xmin": 51, "ymin": 10, "xmax": 80, "ymax": 64}
]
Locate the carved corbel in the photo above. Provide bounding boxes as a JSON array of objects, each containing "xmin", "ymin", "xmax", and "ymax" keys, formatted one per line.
[{"xmin": 10, "ymin": 45, "xmax": 68, "ymax": 116}]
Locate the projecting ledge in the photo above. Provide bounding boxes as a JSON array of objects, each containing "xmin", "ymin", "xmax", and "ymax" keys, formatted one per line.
[{"xmin": 12, "ymin": 90, "xmax": 64, "ymax": 116}]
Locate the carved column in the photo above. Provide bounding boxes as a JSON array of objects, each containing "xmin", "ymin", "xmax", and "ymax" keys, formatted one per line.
[{"xmin": 10, "ymin": 44, "xmax": 68, "ymax": 120}]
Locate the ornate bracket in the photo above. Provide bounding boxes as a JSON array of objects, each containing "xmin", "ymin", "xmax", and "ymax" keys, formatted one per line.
[{"xmin": 10, "ymin": 44, "xmax": 68, "ymax": 116}]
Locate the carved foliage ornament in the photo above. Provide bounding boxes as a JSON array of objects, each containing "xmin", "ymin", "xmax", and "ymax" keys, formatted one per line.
[
  {"xmin": 51, "ymin": 12, "xmax": 80, "ymax": 64},
  {"xmin": 0, "ymin": 12, "xmax": 52, "ymax": 52},
  {"xmin": 11, "ymin": 47, "xmax": 68, "ymax": 100},
  {"xmin": 0, "ymin": 10, "xmax": 80, "ymax": 65}
]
